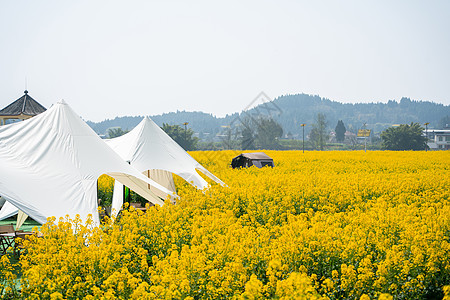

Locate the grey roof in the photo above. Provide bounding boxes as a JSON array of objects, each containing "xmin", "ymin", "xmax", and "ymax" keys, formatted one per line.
[
  {"xmin": 234, "ymin": 152, "xmax": 273, "ymax": 160},
  {"xmin": 0, "ymin": 90, "xmax": 46, "ymax": 117}
]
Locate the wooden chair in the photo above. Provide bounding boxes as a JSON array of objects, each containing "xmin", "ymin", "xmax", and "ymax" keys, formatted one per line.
[
  {"xmin": 0, "ymin": 225, "xmax": 34, "ymax": 256},
  {"xmin": 0, "ymin": 224, "xmax": 15, "ymax": 255},
  {"xmin": 130, "ymin": 202, "xmax": 148, "ymax": 212},
  {"xmin": 0, "ymin": 224, "xmax": 14, "ymax": 233}
]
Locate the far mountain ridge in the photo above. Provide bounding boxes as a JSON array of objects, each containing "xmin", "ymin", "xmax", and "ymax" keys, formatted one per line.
[{"xmin": 87, "ymin": 93, "xmax": 449, "ymax": 139}]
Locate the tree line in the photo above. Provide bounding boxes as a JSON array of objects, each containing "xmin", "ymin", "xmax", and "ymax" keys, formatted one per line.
[
  {"xmin": 108, "ymin": 114, "xmax": 430, "ymax": 151},
  {"xmin": 88, "ymin": 93, "xmax": 450, "ymax": 140}
]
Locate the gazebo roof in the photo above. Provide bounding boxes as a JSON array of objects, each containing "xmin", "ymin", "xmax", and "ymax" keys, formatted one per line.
[{"xmin": 0, "ymin": 90, "xmax": 46, "ymax": 117}]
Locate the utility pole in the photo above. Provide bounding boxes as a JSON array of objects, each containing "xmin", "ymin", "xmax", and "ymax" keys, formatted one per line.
[
  {"xmin": 363, "ymin": 123, "xmax": 367, "ymax": 152},
  {"xmin": 183, "ymin": 122, "xmax": 189, "ymax": 149},
  {"xmin": 301, "ymin": 123, "xmax": 306, "ymax": 153},
  {"xmin": 424, "ymin": 122, "xmax": 429, "ymax": 152}
]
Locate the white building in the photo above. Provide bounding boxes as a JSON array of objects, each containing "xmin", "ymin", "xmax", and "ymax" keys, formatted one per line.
[{"xmin": 425, "ymin": 129, "xmax": 450, "ymax": 150}]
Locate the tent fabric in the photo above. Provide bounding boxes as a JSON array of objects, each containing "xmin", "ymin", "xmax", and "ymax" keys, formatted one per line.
[
  {"xmin": 106, "ymin": 117, "xmax": 225, "ymax": 215},
  {"xmin": 0, "ymin": 201, "xmax": 28, "ymax": 229},
  {"xmin": 111, "ymin": 169, "xmax": 177, "ymax": 217},
  {"xmin": 16, "ymin": 210, "xmax": 27, "ymax": 230},
  {"xmin": 0, "ymin": 101, "xmax": 177, "ymax": 225},
  {"xmin": 105, "ymin": 117, "xmax": 225, "ymax": 189},
  {"xmin": 145, "ymin": 169, "xmax": 176, "ymax": 199},
  {"xmin": 111, "ymin": 181, "xmax": 124, "ymax": 217},
  {"xmin": 0, "ymin": 201, "xmax": 18, "ymax": 221}
]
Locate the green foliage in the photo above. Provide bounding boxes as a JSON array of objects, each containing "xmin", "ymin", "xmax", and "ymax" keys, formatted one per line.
[
  {"xmin": 381, "ymin": 123, "xmax": 427, "ymax": 150},
  {"xmin": 335, "ymin": 120, "xmax": 346, "ymax": 142},
  {"xmin": 241, "ymin": 127, "xmax": 255, "ymax": 150},
  {"xmin": 239, "ymin": 117, "xmax": 255, "ymax": 150},
  {"xmin": 255, "ymin": 117, "xmax": 283, "ymax": 149},
  {"xmin": 161, "ymin": 123, "xmax": 198, "ymax": 151},
  {"xmin": 87, "ymin": 95, "xmax": 450, "ymax": 141},
  {"xmin": 310, "ymin": 113, "xmax": 328, "ymax": 150},
  {"xmin": 218, "ymin": 126, "xmax": 240, "ymax": 150},
  {"xmin": 107, "ymin": 127, "xmax": 129, "ymax": 138},
  {"xmin": 97, "ymin": 188, "xmax": 112, "ymax": 207},
  {"xmin": 238, "ymin": 117, "xmax": 283, "ymax": 150}
]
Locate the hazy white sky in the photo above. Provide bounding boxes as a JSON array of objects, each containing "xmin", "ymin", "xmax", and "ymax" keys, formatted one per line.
[{"xmin": 1, "ymin": 0, "xmax": 449, "ymax": 121}]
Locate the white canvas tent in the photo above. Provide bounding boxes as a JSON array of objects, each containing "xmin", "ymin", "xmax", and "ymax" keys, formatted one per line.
[
  {"xmin": 0, "ymin": 201, "xmax": 27, "ymax": 230},
  {"xmin": 0, "ymin": 200, "xmax": 18, "ymax": 221},
  {"xmin": 0, "ymin": 101, "xmax": 177, "ymax": 225},
  {"xmin": 105, "ymin": 117, "xmax": 225, "ymax": 215}
]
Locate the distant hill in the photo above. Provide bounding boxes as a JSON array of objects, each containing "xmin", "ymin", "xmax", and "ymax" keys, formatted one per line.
[
  {"xmin": 87, "ymin": 111, "xmax": 225, "ymax": 138},
  {"xmin": 87, "ymin": 93, "xmax": 449, "ymax": 140},
  {"xmin": 265, "ymin": 94, "xmax": 449, "ymax": 138}
]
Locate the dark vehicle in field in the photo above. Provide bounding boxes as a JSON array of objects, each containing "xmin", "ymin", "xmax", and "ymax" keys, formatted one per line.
[{"xmin": 231, "ymin": 152, "xmax": 274, "ymax": 169}]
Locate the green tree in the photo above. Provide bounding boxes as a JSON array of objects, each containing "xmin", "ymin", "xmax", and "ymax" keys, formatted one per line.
[
  {"xmin": 240, "ymin": 118, "xmax": 255, "ymax": 150},
  {"xmin": 381, "ymin": 123, "xmax": 427, "ymax": 150},
  {"xmin": 309, "ymin": 113, "xmax": 328, "ymax": 150},
  {"xmin": 335, "ymin": 120, "xmax": 346, "ymax": 142},
  {"xmin": 161, "ymin": 123, "xmax": 198, "ymax": 151},
  {"xmin": 238, "ymin": 117, "xmax": 283, "ymax": 150},
  {"xmin": 107, "ymin": 127, "xmax": 129, "ymax": 138},
  {"xmin": 218, "ymin": 126, "xmax": 240, "ymax": 150},
  {"xmin": 258, "ymin": 118, "xmax": 283, "ymax": 149},
  {"xmin": 241, "ymin": 127, "xmax": 255, "ymax": 150},
  {"xmin": 254, "ymin": 117, "xmax": 283, "ymax": 149}
]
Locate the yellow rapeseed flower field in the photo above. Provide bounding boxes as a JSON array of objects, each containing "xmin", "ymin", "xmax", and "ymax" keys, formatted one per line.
[{"xmin": 1, "ymin": 151, "xmax": 449, "ymax": 299}]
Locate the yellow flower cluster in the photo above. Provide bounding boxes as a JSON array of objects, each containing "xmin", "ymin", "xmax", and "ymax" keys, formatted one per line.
[
  {"xmin": 1, "ymin": 150, "xmax": 449, "ymax": 299},
  {"xmin": 97, "ymin": 174, "xmax": 114, "ymax": 206},
  {"xmin": 0, "ymin": 254, "xmax": 19, "ymax": 298}
]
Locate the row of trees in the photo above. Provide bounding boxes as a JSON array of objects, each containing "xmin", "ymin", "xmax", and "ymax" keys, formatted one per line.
[
  {"xmin": 88, "ymin": 94, "xmax": 449, "ymax": 138},
  {"xmin": 295, "ymin": 114, "xmax": 428, "ymax": 151},
  {"xmin": 108, "ymin": 115, "xmax": 429, "ymax": 151},
  {"xmin": 240, "ymin": 117, "xmax": 283, "ymax": 150}
]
